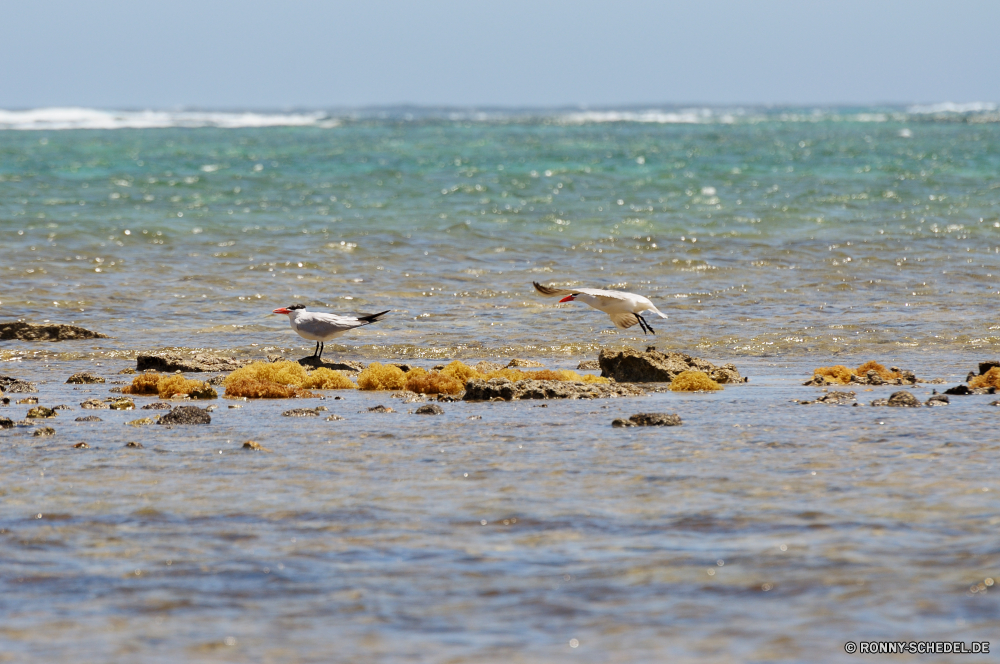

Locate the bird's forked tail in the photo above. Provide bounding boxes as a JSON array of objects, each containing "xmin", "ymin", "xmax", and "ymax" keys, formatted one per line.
[{"xmin": 358, "ymin": 310, "xmax": 391, "ymax": 324}]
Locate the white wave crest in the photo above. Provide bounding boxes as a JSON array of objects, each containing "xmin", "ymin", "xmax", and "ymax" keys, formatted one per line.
[
  {"xmin": 907, "ymin": 102, "xmax": 998, "ymax": 115},
  {"xmin": 0, "ymin": 107, "xmax": 338, "ymax": 130},
  {"xmin": 556, "ymin": 109, "xmax": 721, "ymax": 124}
]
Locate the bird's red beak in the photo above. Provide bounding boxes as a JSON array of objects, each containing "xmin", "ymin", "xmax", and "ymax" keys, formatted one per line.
[
  {"xmin": 273, "ymin": 307, "xmax": 290, "ymax": 314},
  {"xmin": 559, "ymin": 295, "xmax": 575, "ymax": 303}
]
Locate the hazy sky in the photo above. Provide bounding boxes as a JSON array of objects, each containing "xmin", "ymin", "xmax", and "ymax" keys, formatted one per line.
[{"xmin": 1, "ymin": 0, "xmax": 997, "ymax": 109}]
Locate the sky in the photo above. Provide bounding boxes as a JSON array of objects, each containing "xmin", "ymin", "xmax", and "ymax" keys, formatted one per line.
[{"xmin": 1, "ymin": 0, "xmax": 998, "ymax": 109}]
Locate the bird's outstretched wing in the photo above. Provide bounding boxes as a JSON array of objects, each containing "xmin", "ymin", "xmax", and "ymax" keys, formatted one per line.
[
  {"xmin": 533, "ymin": 282, "xmax": 632, "ymax": 303},
  {"xmin": 609, "ymin": 313, "xmax": 640, "ymax": 330}
]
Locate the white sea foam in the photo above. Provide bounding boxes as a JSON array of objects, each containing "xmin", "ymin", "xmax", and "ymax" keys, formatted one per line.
[
  {"xmin": 556, "ymin": 109, "xmax": 718, "ymax": 124},
  {"xmin": 907, "ymin": 102, "xmax": 998, "ymax": 115},
  {"xmin": 0, "ymin": 107, "xmax": 336, "ymax": 130}
]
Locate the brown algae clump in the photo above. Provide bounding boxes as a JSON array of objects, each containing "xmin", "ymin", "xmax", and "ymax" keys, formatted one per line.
[
  {"xmin": 223, "ymin": 361, "xmax": 317, "ymax": 399},
  {"xmin": 156, "ymin": 375, "xmax": 217, "ymax": 399},
  {"xmin": 405, "ymin": 368, "xmax": 464, "ymax": 395},
  {"xmin": 357, "ymin": 362, "xmax": 408, "ymax": 391},
  {"xmin": 813, "ymin": 365, "xmax": 853, "ymax": 385},
  {"xmin": 439, "ymin": 361, "xmax": 480, "ymax": 384},
  {"xmin": 122, "ymin": 372, "xmax": 163, "ymax": 395},
  {"xmin": 970, "ymin": 367, "xmax": 1000, "ymax": 390},
  {"xmin": 300, "ymin": 368, "xmax": 356, "ymax": 390},
  {"xmin": 669, "ymin": 370, "xmax": 723, "ymax": 392},
  {"xmin": 855, "ymin": 361, "xmax": 899, "ymax": 380}
]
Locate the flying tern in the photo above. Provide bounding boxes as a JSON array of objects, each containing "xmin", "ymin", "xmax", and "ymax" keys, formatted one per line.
[{"xmin": 532, "ymin": 282, "xmax": 668, "ymax": 334}]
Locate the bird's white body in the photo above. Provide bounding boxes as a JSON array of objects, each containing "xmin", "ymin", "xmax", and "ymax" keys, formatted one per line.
[
  {"xmin": 533, "ymin": 282, "xmax": 668, "ymax": 333},
  {"xmin": 284, "ymin": 308, "xmax": 373, "ymax": 342}
]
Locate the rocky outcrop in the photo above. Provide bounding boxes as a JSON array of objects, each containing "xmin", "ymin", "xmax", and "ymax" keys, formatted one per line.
[
  {"xmin": 157, "ymin": 406, "xmax": 211, "ymax": 425},
  {"xmin": 463, "ymin": 377, "xmax": 644, "ymax": 401},
  {"xmin": 33, "ymin": 427, "xmax": 56, "ymax": 436},
  {"xmin": 296, "ymin": 357, "xmax": 364, "ymax": 373},
  {"xmin": 136, "ymin": 352, "xmax": 250, "ymax": 373},
  {"xmin": 26, "ymin": 406, "xmax": 57, "ymax": 419},
  {"xmin": 75, "ymin": 415, "xmax": 102, "ymax": 422},
  {"xmin": 798, "ymin": 391, "xmax": 857, "ymax": 405},
  {"xmin": 0, "ymin": 375, "xmax": 38, "ymax": 394},
  {"xmin": 871, "ymin": 391, "xmax": 921, "ymax": 407},
  {"xmin": 66, "ymin": 372, "xmax": 105, "ymax": 384},
  {"xmin": 80, "ymin": 397, "xmax": 134, "ymax": 410},
  {"xmin": 576, "ymin": 360, "xmax": 600, "ymax": 371},
  {"xmin": 926, "ymin": 394, "xmax": 950, "ymax": 407},
  {"xmin": 612, "ymin": 412, "xmax": 683, "ymax": 427},
  {"xmin": 598, "ymin": 347, "xmax": 743, "ymax": 384},
  {"xmin": 0, "ymin": 417, "xmax": 14, "ymax": 429},
  {"xmin": 282, "ymin": 407, "xmax": 325, "ymax": 417},
  {"xmin": 414, "ymin": 404, "xmax": 444, "ymax": 415},
  {"xmin": 366, "ymin": 405, "xmax": 395, "ymax": 413},
  {"xmin": 0, "ymin": 321, "xmax": 108, "ymax": 341}
]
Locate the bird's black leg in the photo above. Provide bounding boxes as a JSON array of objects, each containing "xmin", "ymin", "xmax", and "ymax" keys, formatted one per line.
[
  {"xmin": 313, "ymin": 341, "xmax": 320, "ymax": 357},
  {"xmin": 633, "ymin": 314, "xmax": 648, "ymax": 335},
  {"xmin": 638, "ymin": 314, "xmax": 655, "ymax": 335},
  {"xmin": 317, "ymin": 342, "xmax": 324, "ymax": 360}
]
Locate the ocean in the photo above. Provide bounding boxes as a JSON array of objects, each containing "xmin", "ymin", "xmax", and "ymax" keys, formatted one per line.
[{"xmin": 1, "ymin": 106, "xmax": 998, "ymax": 662}]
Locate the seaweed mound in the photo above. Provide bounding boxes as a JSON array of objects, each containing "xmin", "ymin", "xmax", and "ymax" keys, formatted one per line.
[
  {"xmin": 404, "ymin": 369, "xmax": 465, "ymax": 395},
  {"xmin": 156, "ymin": 375, "xmax": 217, "ymax": 399},
  {"xmin": 970, "ymin": 367, "xmax": 1000, "ymax": 390},
  {"xmin": 855, "ymin": 361, "xmax": 899, "ymax": 381},
  {"xmin": 222, "ymin": 361, "xmax": 319, "ymax": 399},
  {"xmin": 807, "ymin": 361, "xmax": 916, "ymax": 386},
  {"xmin": 301, "ymin": 368, "xmax": 356, "ymax": 390},
  {"xmin": 669, "ymin": 371, "xmax": 723, "ymax": 392},
  {"xmin": 357, "ymin": 362, "xmax": 408, "ymax": 391},
  {"xmin": 121, "ymin": 373, "xmax": 163, "ymax": 395},
  {"xmin": 813, "ymin": 365, "xmax": 853, "ymax": 385},
  {"xmin": 598, "ymin": 347, "xmax": 742, "ymax": 384}
]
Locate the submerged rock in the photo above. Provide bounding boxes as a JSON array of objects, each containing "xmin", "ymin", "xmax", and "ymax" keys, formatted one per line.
[
  {"xmin": 296, "ymin": 357, "xmax": 364, "ymax": 374},
  {"xmin": 614, "ymin": 412, "xmax": 682, "ymax": 427},
  {"xmin": 871, "ymin": 391, "xmax": 922, "ymax": 408},
  {"xmin": 136, "ymin": 351, "xmax": 250, "ymax": 373},
  {"xmin": 0, "ymin": 417, "xmax": 13, "ymax": 429},
  {"xmin": 0, "ymin": 375, "xmax": 38, "ymax": 393},
  {"xmin": 33, "ymin": 426, "xmax": 56, "ymax": 437},
  {"xmin": 415, "ymin": 404, "xmax": 444, "ymax": 415},
  {"xmin": 282, "ymin": 407, "xmax": 322, "ymax": 417},
  {"xmin": 926, "ymin": 394, "xmax": 950, "ymax": 407},
  {"xmin": 17, "ymin": 397, "xmax": 39, "ymax": 405},
  {"xmin": 325, "ymin": 414, "xmax": 345, "ymax": 421},
  {"xmin": 463, "ymin": 377, "xmax": 644, "ymax": 401},
  {"xmin": 366, "ymin": 405, "xmax": 396, "ymax": 413},
  {"xmin": 0, "ymin": 321, "xmax": 108, "ymax": 341},
  {"xmin": 507, "ymin": 358, "xmax": 544, "ymax": 368},
  {"xmin": 73, "ymin": 442, "xmax": 90, "ymax": 449},
  {"xmin": 943, "ymin": 384, "xmax": 996, "ymax": 396},
  {"xmin": 242, "ymin": 440, "xmax": 271, "ymax": 451},
  {"xmin": 205, "ymin": 374, "xmax": 227, "ymax": 386},
  {"xmin": 475, "ymin": 361, "xmax": 506, "ymax": 374},
  {"xmin": 576, "ymin": 360, "xmax": 600, "ymax": 371},
  {"xmin": 141, "ymin": 402, "xmax": 172, "ymax": 410},
  {"xmin": 126, "ymin": 417, "xmax": 155, "ymax": 427},
  {"xmin": 156, "ymin": 406, "xmax": 211, "ymax": 425},
  {"xmin": 26, "ymin": 406, "xmax": 57, "ymax": 419},
  {"xmin": 75, "ymin": 415, "xmax": 102, "ymax": 422},
  {"xmin": 799, "ymin": 390, "xmax": 857, "ymax": 405},
  {"xmin": 66, "ymin": 372, "xmax": 105, "ymax": 384},
  {"xmin": 125, "ymin": 441, "xmax": 144, "ymax": 448},
  {"xmin": 598, "ymin": 347, "xmax": 743, "ymax": 384}
]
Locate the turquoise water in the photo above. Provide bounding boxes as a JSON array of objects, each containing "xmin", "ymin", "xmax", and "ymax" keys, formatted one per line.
[{"xmin": 1, "ymin": 108, "xmax": 999, "ymax": 663}]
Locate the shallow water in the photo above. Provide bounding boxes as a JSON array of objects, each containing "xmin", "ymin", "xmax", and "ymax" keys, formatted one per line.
[{"xmin": 1, "ymin": 108, "xmax": 999, "ymax": 662}]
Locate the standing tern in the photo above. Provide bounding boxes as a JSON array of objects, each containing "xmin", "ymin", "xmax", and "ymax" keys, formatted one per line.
[
  {"xmin": 272, "ymin": 304, "xmax": 390, "ymax": 359},
  {"xmin": 532, "ymin": 282, "xmax": 668, "ymax": 334}
]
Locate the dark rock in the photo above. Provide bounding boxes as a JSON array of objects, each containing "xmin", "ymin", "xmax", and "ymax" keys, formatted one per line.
[
  {"xmin": 431, "ymin": 365, "xmax": 445, "ymax": 372},
  {"xmin": 884, "ymin": 391, "xmax": 921, "ymax": 408},
  {"xmin": 1, "ymin": 397, "xmax": 8, "ymax": 405},
  {"xmin": 325, "ymin": 414, "xmax": 345, "ymax": 421},
  {"xmin": 296, "ymin": 357, "xmax": 364, "ymax": 373},
  {"xmin": 75, "ymin": 415, "xmax": 102, "ymax": 422},
  {"xmin": 366, "ymin": 405, "xmax": 395, "ymax": 413},
  {"xmin": 800, "ymin": 391, "xmax": 857, "ymax": 405},
  {"xmin": 73, "ymin": 442, "xmax": 89, "ymax": 449},
  {"xmin": 282, "ymin": 408, "xmax": 321, "ymax": 417},
  {"xmin": 944, "ymin": 385, "xmax": 972, "ymax": 396},
  {"xmin": 66, "ymin": 372, "xmax": 105, "ymax": 384},
  {"xmin": 125, "ymin": 441, "xmax": 143, "ymax": 448},
  {"xmin": 141, "ymin": 402, "xmax": 172, "ymax": 410},
  {"xmin": 53, "ymin": 404, "xmax": 71, "ymax": 410},
  {"xmin": 118, "ymin": 368, "xmax": 136, "ymax": 375},
  {"xmin": 507, "ymin": 358, "xmax": 544, "ymax": 368},
  {"xmin": 978, "ymin": 360, "xmax": 1000, "ymax": 375},
  {"xmin": 611, "ymin": 418, "xmax": 636, "ymax": 427},
  {"xmin": 80, "ymin": 399, "xmax": 108, "ymax": 409},
  {"xmin": 415, "ymin": 404, "xmax": 444, "ymax": 415},
  {"xmin": 463, "ymin": 377, "xmax": 644, "ymax": 401},
  {"xmin": 627, "ymin": 412, "xmax": 683, "ymax": 426},
  {"xmin": 242, "ymin": 440, "xmax": 271, "ymax": 451},
  {"xmin": 870, "ymin": 398, "xmax": 889, "ymax": 406},
  {"xmin": 598, "ymin": 346, "xmax": 742, "ymax": 384},
  {"xmin": 0, "ymin": 321, "xmax": 108, "ymax": 341},
  {"xmin": 26, "ymin": 406, "xmax": 57, "ymax": 419},
  {"xmin": 391, "ymin": 391, "xmax": 425, "ymax": 403},
  {"xmin": 388, "ymin": 363, "xmax": 415, "ymax": 373},
  {"xmin": 898, "ymin": 370, "xmax": 918, "ymax": 385},
  {"xmin": 156, "ymin": 406, "xmax": 211, "ymax": 425},
  {"xmin": 0, "ymin": 375, "xmax": 38, "ymax": 393},
  {"xmin": 33, "ymin": 426, "xmax": 55, "ymax": 436},
  {"xmin": 475, "ymin": 361, "xmax": 506, "ymax": 374},
  {"xmin": 267, "ymin": 355, "xmax": 284, "ymax": 363},
  {"xmin": 436, "ymin": 394, "xmax": 461, "ymax": 402},
  {"xmin": 0, "ymin": 417, "xmax": 13, "ymax": 429},
  {"xmin": 467, "ymin": 415, "xmax": 482, "ymax": 420},
  {"xmin": 989, "ymin": 400, "xmax": 1000, "ymax": 407},
  {"xmin": 576, "ymin": 360, "xmax": 601, "ymax": 371},
  {"xmin": 926, "ymin": 395, "xmax": 950, "ymax": 407},
  {"xmin": 866, "ymin": 370, "xmax": 884, "ymax": 386},
  {"xmin": 206, "ymin": 374, "xmax": 227, "ymax": 386},
  {"xmin": 136, "ymin": 351, "xmax": 250, "ymax": 373}
]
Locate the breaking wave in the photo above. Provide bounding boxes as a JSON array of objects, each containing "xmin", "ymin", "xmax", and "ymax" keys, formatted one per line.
[{"xmin": 0, "ymin": 107, "xmax": 339, "ymax": 130}]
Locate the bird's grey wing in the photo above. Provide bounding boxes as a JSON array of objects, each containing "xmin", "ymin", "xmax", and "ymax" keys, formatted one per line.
[
  {"xmin": 609, "ymin": 313, "xmax": 640, "ymax": 330},
  {"xmin": 575, "ymin": 288, "xmax": 631, "ymax": 301},
  {"xmin": 296, "ymin": 313, "xmax": 362, "ymax": 335},
  {"xmin": 533, "ymin": 282, "xmax": 576, "ymax": 298}
]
